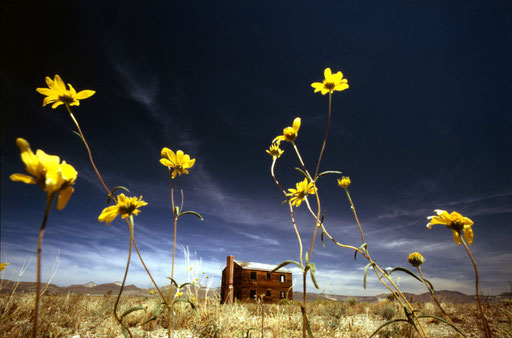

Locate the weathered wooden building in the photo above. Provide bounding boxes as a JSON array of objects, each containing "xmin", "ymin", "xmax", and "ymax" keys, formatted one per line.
[{"xmin": 220, "ymin": 255, "xmax": 293, "ymax": 304}]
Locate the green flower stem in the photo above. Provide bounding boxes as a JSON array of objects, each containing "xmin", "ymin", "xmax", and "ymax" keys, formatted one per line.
[
  {"xmin": 65, "ymin": 104, "xmax": 110, "ymax": 195},
  {"xmin": 113, "ymin": 216, "xmax": 134, "ymax": 338},
  {"xmin": 291, "ymin": 142, "xmax": 312, "ymax": 181},
  {"xmin": 314, "ymin": 92, "xmax": 332, "ymax": 179},
  {"xmin": 302, "ymin": 272, "xmax": 307, "ymax": 338},
  {"xmin": 33, "ymin": 192, "xmax": 56, "ymax": 338},
  {"xmin": 65, "ymin": 104, "xmax": 167, "ymax": 305},
  {"xmin": 417, "ymin": 266, "xmax": 462, "ymax": 336},
  {"xmin": 271, "ymin": 159, "xmax": 304, "ymax": 268},
  {"xmin": 460, "ymin": 235, "xmax": 492, "ymax": 337},
  {"xmin": 343, "ymin": 188, "xmax": 365, "ymax": 244},
  {"xmin": 339, "ymin": 190, "xmax": 427, "ymax": 337}
]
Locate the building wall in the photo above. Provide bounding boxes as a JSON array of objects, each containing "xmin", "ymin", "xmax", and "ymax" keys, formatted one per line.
[
  {"xmin": 237, "ymin": 269, "xmax": 292, "ymax": 303},
  {"xmin": 220, "ymin": 260, "xmax": 293, "ymax": 304}
]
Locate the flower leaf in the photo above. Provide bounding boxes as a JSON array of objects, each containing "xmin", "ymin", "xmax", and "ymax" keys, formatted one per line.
[
  {"xmin": 321, "ymin": 230, "xmax": 326, "ymax": 248},
  {"xmin": 178, "ymin": 210, "xmax": 204, "ymax": 221},
  {"xmin": 172, "ymin": 297, "xmax": 199, "ymax": 316},
  {"xmin": 305, "ymin": 313, "xmax": 315, "ymax": 338},
  {"xmin": 416, "ymin": 315, "xmax": 467, "ymax": 336},
  {"xmin": 294, "ymin": 167, "xmax": 312, "ymax": 180},
  {"xmin": 306, "ymin": 262, "xmax": 320, "ymax": 289},
  {"xmin": 121, "ymin": 306, "xmax": 146, "ymax": 319},
  {"xmin": 271, "ymin": 260, "xmax": 302, "ymax": 273},
  {"xmin": 363, "ymin": 262, "xmax": 373, "ymax": 289},
  {"xmin": 106, "ymin": 186, "xmax": 130, "ymax": 205},
  {"xmin": 387, "ymin": 267, "xmax": 425, "ymax": 284},
  {"xmin": 317, "ymin": 170, "xmax": 342, "ymax": 179},
  {"xmin": 369, "ymin": 319, "xmax": 410, "ymax": 337},
  {"xmin": 141, "ymin": 302, "xmax": 167, "ymax": 325},
  {"xmin": 354, "ymin": 242, "xmax": 367, "ymax": 261}
]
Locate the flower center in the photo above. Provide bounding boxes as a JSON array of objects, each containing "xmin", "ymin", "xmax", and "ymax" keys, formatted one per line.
[
  {"xmin": 450, "ymin": 220, "xmax": 464, "ymax": 231},
  {"xmin": 120, "ymin": 204, "xmax": 137, "ymax": 215},
  {"xmin": 324, "ymin": 82, "xmax": 335, "ymax": 90},
  {"xmin": 58, "ymin": 93, "xmax": 75, "ymax": 104}
]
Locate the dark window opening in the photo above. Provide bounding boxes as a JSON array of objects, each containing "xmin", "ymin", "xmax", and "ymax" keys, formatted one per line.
[
  {"xmin": 280, "ymin": 274, "xmax": 286, "ymax": 282},
  {"xmin": 251, "ymin": 271, "xmax": 257, "ymax": 280},
  {"xmin": 266, "ymin": 272, "xmax": 271, "ymax": 280},
  {"xmin": 280, "ymin": 291, "xmax": 285, "ymax": 299},
  {"xmin": 250, "ymin": 290, "xmax": 256, "ymax": 299},
  {"xmin": 266, "ymin": 290, "xmax": 271, "ymax": 297}
]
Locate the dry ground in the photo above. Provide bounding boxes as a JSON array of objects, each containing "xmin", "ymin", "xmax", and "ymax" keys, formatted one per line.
[{"xmin": 0, "ymin": 293, "xmax": 511, "ymax": 337}]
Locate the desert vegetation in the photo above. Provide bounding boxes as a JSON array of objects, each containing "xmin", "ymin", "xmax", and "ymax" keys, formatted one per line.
[{"xmin": 0, "ymin": 291, "xmax": 511, "ymax": 337}]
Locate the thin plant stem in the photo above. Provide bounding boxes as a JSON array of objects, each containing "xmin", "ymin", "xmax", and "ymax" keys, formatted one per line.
[
  {"xmin": 32, "ymin": 192, "xmax": 55, "ymax": 338},
  {"xmin": 417, "ymin": 266, "xmax": 461, "ymax": 336},
  {"xmin": 460, "ymin": 236, "xmax": 492, "ymax": 337},
  {"xmin": 344, "ymin": 188, "xmax": 365, "ymax": 244},
  {"xmin": 291, "ymin": 142, "xmax": 312, "ymax": 180},
  {"xmin": 302, "ymin": 272, "xmax": 307, "ymax": 338},
  {"xmin": 341, "ymin": 188, "xmax": 427, "ymax": 337},
  {"xmin": 65, "ymin": 104, "xmax": 109, "ymax": 195},
  {"xmin": 65, "ymin": 104, "xmax": 166, "ymax": 304},
  {"xmin": 113, "ymin": 216, "xmax": 134, "ymax": 338},
  {"xmin": 314, "ymin": 92, "xmax": 332, "ymax": 179}
]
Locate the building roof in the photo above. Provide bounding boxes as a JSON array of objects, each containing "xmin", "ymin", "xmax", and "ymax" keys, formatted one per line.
[{"xmin": 234, "ymin": 260, "xmax": 292, "ymax": 273}]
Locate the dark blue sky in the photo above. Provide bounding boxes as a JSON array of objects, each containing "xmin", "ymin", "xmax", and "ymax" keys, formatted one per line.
[{"xmin": 2, "ymin": 0, "xmax": 511, "ymax": 296}]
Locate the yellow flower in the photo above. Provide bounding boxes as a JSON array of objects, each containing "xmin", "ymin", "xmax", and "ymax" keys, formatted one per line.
[
  {"xmin": 36, "ymin": 75, "xmax": 95, "ymax": 109},
  {"xmin": 98, "ymin": 193, "xmax": 148, "ymax": 225},
  {"xmin": 149, "ymin": 290, "xmax": 154, "ymax": 295},
  {"xmin": 177, "ymin": 292, "xmax": 183, "ymax": 297},
  {"xmin": 0, "ymin": 263, "xmax": 8, "ymax": 271},
  {"xmin": 311, "ymin": 68, "xmax": 349, "ymax": 95},
  {"xmin": 407, "ymin": 252, "xmax": 425, "ymax": 268},
  {"xmin": 427, "ymin": 209, "xmax": 474, "ymax": 245},
  {"xmin": 10, "ymin": 138, "xmax": 77, "ymax": 209},
  {"xmin": 286, "ymin": 178, "xmax": 317, "ymax": 207},
  {"xmin": 266, "ymin": 143, "xmax": 284, "ymax": 159},
  {"xmin": 160, "ymin": 148, "xmax": 196, "ymax": 179},
  {"xmin": 273, "ymin": 117, "xmax": 301, "ymax": 143},
  {"xmin": 337, "ymin": 176, "xmax": 351, "ymax": 189}
]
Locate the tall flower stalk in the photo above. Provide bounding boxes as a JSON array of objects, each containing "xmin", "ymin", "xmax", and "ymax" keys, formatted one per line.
[
  {"xmin": 10, "ymin": 138, "xmax": 77, "ymax": 337},
  {"xmin": 427, "ymin": 209, "xmax": 492, "ymax": 337},
  {"xmin": 36, "ymin": 75, "xmax": 168, "ymax": 307},
  {"xmin": 98, "ymin": 194, "xmax": 147, "ymax": 337},
  {"xmin": 160, "ymin": 147, "xmax": 202, "ymax": 338}
]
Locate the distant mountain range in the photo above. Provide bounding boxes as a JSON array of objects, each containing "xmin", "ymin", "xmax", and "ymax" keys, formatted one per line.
[{"xmin": 1, "ymin": 279, "xmax": 510, "ymax": 303}]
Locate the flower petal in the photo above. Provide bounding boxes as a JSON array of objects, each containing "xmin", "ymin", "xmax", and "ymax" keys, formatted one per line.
[
  {"xmin": 464, "ymin": 226, "xmax": 474, "ymax": 245},
  {"xmin": 10, "ymin": 173, "xmax": 37, "ymax": 184},
  {"xmin": 57, "ymin": 186, "xmax": 74, "ymax": 210},
  {"xmin": 452, "ymin": 230, "xmax": 462, "ymax": 245},
  {"xmin": 324, "ymin": 68, "xmax": 332, "ymax": 79},
  {"xmin": 76, "ymin": 90, "xmax": 95, "ymax": 100}
]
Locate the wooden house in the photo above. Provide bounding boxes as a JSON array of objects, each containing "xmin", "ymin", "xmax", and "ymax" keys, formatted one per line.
[{"xmin": 220, "ymin": 255, "xmax": 293, "ymax": 304}]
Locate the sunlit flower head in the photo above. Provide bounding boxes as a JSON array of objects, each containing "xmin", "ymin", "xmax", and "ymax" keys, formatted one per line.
[
  {"xmin": 427, "ymin": 209, "xmax": 474, "ymax": 245},
  {"xmin": 407, "ymin": 252, "xmax": 425, "ymax": 268},
  {"xmin": 337, "ymin": 176, "xmax": 351, "ymax": 189},
  {"xmin": 266, "ymin": 143, "xmax": 284, "ymax": 159},
  {"xmin": 160, "ymin": 148, "xmax": 196, "ymax": 179},
  {"xmin": 311, "ymin": 68, "xmax": 349, "ymax": 95},
  {"xmin": 0, "ymin": 263, "xmax": 8, "ymax": 271},
  {"xmin": 149, "ymin": 290, "xmax": 154, "ymax": 295},
  {"xmin": 286, "ymin": 178, "xmax": 317, "ymax": 207},
  {"xmin": 36, "ymin": 75, "xmax": 95, "ymax": 109},
  {"xmin": 10, "ymin": 138, "xmax": 77, "ymax": 209},
  {"xmin": 98, "ymin": 193, "xmax": 148, "ymax": 225},
  {"xmin": 273, "ymin": 117, "xmax": 301, "ymax": 143}
]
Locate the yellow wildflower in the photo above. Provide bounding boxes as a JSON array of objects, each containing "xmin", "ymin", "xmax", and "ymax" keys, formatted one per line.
[
  {"xmin": 407, "ymin": 252, "xmax": 425, "ymax": 268},
  {"xmin": 286, "ymin": 178, "xmax": 317, "ymax": 207},
  {"xmin": 176, "ymin": 292, "xmax": 183, "ymax": 297},
  {"xmin": 36, "ymin": 75, "xmax": 95, "ymax": 109},
  {"xmin": 150, "ymin": 290, "xmax": 154, "ymax": 295},
  {"xmin": 10, "ymin": 138, "xmax": 77, "ymax": 209},
  {"xmin": 160, "ymin": 148, "xmax": 196, "ymax": 179},
  {"xmin": 273, "ymin": 117, "xmax": 301, "ymax": 143},
  {"xmin": 0, "ymin": 263, "xmax": 8, "ymax": 271},
  {"xmin": 337, "ymin": 176, "xmax": 351, "ymax": 189},
  {"xmin": 98, "ymin": 193, "xmax": 148, "ymax": 225},
  {"xmin": 266, "ymin": 143, "xmax": 284, "ymax": 159},
  {"xmin": 427, "ymin": 209, "xmax": 474, "ymax": 245},
  {"xmin": 311, "ymin": 68, "xmax": 349, "ymax": 95}
]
